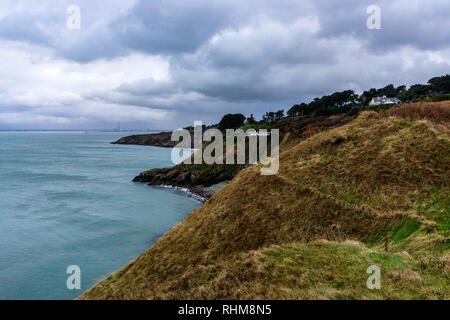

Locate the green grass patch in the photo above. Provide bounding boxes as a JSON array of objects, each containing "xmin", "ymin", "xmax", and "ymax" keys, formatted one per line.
[
  {"xmin": 433, "ymin": 240, "xmax": 450, "ymax": 254},
  {"xmin": 436, "ymin": 220, "xmax": 450, "ymax": 229},
  {"xmin": 258, "ymin": 242, "xmax": 445, "ymax": 299},
  {"xmin": 365, "ymin": 252, "xmax": 406, "ymax": 268},
  {"xmin": 391, "ymin": 218, "xmax": 421, "ymax": 243},
  {"xmin": 418, "ymin": 188, "xmax": 450, "ymax": 219}
]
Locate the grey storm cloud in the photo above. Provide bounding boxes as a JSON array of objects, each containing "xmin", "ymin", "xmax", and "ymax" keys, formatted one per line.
[
  {"xmin": 2, "ymin": 0, "xmax": 448, "ymax": 61},
  {"xmin": 314, "ymin": 0, "xmax": 450, "ymax": 52},
  {"xmin": 114, "ymin": 0, "xmax": 236, "ymax": 55},
  {"xmin": 0, "ymin": 0, "xmax": 449, "ymax": 130}
]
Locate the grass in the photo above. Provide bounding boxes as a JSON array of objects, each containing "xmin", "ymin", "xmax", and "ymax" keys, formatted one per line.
[
  {"xmin": 391, "ymin": 219, "xmax": 422, "ymax": 243},
  {"xmin": 80, "ymin": 102, "xmax": 449, "ymax": 300},
  {"xmin": 418, "ymin": 188, "xmax": 450, "ymax": 219},
  {"xmin": 256, "ymin": 241, "xmax": 447, "ymax": 299},
  {"xmin": 379, "ymin": 100, "xmax": 450, "ymax": 127}
]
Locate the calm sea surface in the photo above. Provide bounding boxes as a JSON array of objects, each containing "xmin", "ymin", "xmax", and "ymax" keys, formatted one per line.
[{"xmin": 0, "ymin": 132, "xmax": 200, "ymax": 299}]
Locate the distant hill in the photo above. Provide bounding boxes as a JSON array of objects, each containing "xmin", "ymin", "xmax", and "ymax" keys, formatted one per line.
[
  {"xmin": 112, "ymin": 132, "xmax": 180, "ymax": 148},
  {"xmin": 82, "ymin": 101, "xmax": 449, "ymax": 300}
]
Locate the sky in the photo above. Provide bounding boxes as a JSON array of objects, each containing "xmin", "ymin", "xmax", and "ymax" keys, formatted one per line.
[{"xmin": 0, "ymin": 0, "xmax": 449, "ymax": 130}]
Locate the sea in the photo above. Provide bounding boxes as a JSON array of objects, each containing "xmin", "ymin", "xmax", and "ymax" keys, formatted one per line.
[{"xmin": 0, "ymin": 131, "xmax": 201, "ymax": 300}]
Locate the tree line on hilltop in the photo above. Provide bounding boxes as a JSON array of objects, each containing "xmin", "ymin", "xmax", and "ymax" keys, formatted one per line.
[
  {"xmin": 198, "ymin": 74, "xmax": 450, "ymax": 130},
  {"xmin": 286, "ymin": 74, "xmax": 450, "ymax": 119}
]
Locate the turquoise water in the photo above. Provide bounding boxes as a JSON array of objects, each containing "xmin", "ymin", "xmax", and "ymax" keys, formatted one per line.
[{"xmin": 0, "ymin": 132, "xmax": 201, "ymax": 300}]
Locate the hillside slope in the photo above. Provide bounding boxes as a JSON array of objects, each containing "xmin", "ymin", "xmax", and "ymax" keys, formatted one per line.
[
  {"xmin": 81, "ymin": 103, "xmax": 449, "ymax": 300},
  {"xmin": 132, "ymin": 112, "xmax": 357, "ymax": 199}
]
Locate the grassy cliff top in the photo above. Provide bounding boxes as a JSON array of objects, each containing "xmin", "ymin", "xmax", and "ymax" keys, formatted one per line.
[{"xmin": 81, "ymin": 101, "xmax": 449, "ymax": 300}]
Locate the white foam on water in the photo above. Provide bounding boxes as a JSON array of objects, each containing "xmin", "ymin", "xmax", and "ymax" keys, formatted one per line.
[{"xmin": 153, "ymin": 185, "xmax": 207, "ymax": 203}]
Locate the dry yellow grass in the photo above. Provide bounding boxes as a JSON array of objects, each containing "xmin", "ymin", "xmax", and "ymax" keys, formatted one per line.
[
  {"xmin": 80, "ymin": 102, "xmax": 450, "ymax": 300},
  {"xmin": 380, "ymin": 100, "xmax": 450, "ymax": 127}
]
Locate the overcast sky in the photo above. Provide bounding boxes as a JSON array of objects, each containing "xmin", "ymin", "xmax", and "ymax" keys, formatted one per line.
[{"xmin": 0, "ymin": 0, "xmax": 449, "ymax": 130}]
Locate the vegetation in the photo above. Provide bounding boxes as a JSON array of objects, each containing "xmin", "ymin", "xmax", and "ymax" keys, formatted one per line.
[
  {"xmin": 81, "ymin": 102, "xmax": 449, "ymax": 300},
  {"xmin": 287, "ymin": 90, "xmax": 358, "ymax": 118},
  {"xmin": 262, "ymin": 110, "xmax": 285, "ymax": 124},
  {"xmin": 218, "ymin": 113, "xmax": 246, "ymax": 131},
  {"xmin": 280, "ymin": 74, "xmax": 450, "ymax": 123}
]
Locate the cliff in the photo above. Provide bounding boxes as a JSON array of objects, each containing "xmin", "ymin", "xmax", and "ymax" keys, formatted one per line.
[
  {"xmin": 131, "ymin": 112, "xmax": 358, "ymax": 199},
  {"xmin": 82, "ymin": 102, "xmax": 450, "ymax": 300}
]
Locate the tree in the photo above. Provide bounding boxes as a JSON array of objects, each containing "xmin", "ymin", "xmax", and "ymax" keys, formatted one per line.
[
  {"xmin": 287, "ymin": 103, "xmax": 310, "ymax": 117},
  {"xmin": 268, "ymin": 74, "xmax": 448, "ymax": 120},
  {"xmin": 299, "ymin": 103, "xmax": 311, "ymax": 116},
  {"xmin": 405, "ymin": 84, "xmax": 430, "ymax": 101},
  {"xmin": 359, "ymin": 89, "xmax": 377, "ymax": 106},
  {"xmin": 262, "ymin": 112, "xmax": 276, "ymax": 124},
  {"xmin": 396, "ymin": 85, "xmax": 407, "ymax": 96},
  {"xmin": 287, "ymin": 104, "xmax": 300, "ymax": 117},
  {"xmin": 218, "ymin": 114, "xmax": 246, "ymax": 131},
  {"xmin": 246, "ymin": 114, "xmax": 257, "ymax": 125},
  {"xmin": 331, "ymin": 90, "xmax": 358, "ymax": 107},
  {"xmin": 428, "ymin": 75, "xmax": 450, "ymax": 94},
  {"xmin": 378, "ymin": 84, "xmax": 397, "ymax": 97},
  {"xmin": 275, "ymin": 110, "xmax": 284, "ymax": 121}
]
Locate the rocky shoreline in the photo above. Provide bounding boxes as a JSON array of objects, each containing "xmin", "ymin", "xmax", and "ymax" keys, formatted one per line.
[
  {"xmin": 151, "ymin": 182, "xmax": 230, "ymax": 202},
  {"xmin": 113, "ymin": 131, "xmax": 246, "ymax": 200},
  {"xmin": 133, "ymin": 162, "xmax": 245, "ymax": 200}
]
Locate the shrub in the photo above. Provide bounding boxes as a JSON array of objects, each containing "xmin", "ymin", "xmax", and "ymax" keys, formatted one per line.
[{"xmin": 218, "ymin": 114, "xmax": 246, "ymax": 131}]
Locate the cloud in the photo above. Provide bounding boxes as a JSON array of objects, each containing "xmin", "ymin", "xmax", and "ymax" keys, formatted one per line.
[
  {"xmin": 314, "ymin": 0, "xmax": 450, "ymax": 52},
  {"xmin": 0, "ymin": 0, "xmax": 449, "ymax": 129},
  {"xmin": 0, "ymin": 41, "xmax": 171, "ymax": 129}
]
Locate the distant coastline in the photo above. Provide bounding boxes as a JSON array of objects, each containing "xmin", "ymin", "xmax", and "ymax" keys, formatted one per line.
[{"xmin": 112, "ymin": 132, "xmax": 179, "ymax": 148}]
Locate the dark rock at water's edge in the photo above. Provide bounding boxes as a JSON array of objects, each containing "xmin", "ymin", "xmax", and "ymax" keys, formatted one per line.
[
  {"xmin": 133, "ymin": 162, "xmax": 246, "ymax": 200},
  {"xmin": 115, "ymin": 130, "xmax": 242, "ymax": 199}
]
